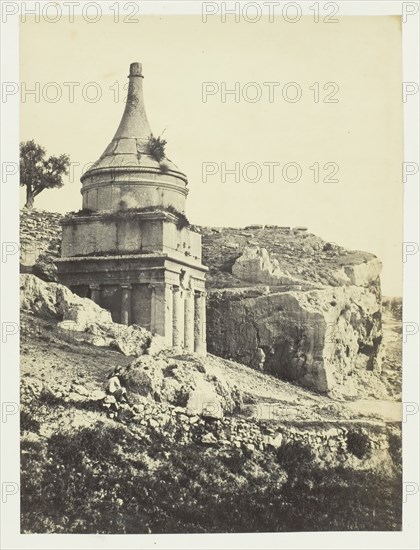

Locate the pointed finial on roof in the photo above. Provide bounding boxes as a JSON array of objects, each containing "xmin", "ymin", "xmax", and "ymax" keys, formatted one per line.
[
  {"xmin": 112, "ymin": 61, "xmax": 152, "ymax": 142},
  {"xmin": 129, "ymin": 62, "xmax": 143, "ymax": 77}
]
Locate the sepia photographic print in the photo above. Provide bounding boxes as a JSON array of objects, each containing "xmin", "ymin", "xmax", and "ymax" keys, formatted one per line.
[{"xmin": 1, "ymin": 1, "xmax": 419, "ymax": 548}]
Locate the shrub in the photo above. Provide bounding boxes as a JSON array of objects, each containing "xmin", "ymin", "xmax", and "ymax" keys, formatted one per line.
[
  {"xmin": 145, "ymin": 134, "xmax": 167, "ymax": 162},
  {"xmin": 176, "ymin": 213, "xmax": 190, "ymax": 230},
  {"xmin": 47, "ymin": 423, "xmax": 125, "ymax": 464},
  {"xmin": 20, "ymin": 410, "xmax": 40, "ymax": 434},
  {"xmin": 37, "ymin": 388, "xmax": 64, "ymax": 407},
  {"xmin": 390, "ymin": 298, "xmax": 402, "ymax": 320},
  {"xmin": 67, "ymin": 208, "xmax": 95, "ymax": 217},
  {"xmin": 219, "ymin": 447, "xmax": 248, "ymax": 474},
  {"xmin": 387, "ymin": 432, "xmax": 402, "ymax": 467},
  {"xmin": 89, "ymin": 205, "xmax": 191, "ymax": 230},
  {"xmin": 346, "ymin": 430, "xmax": 371, "ymax": 459},
  {"xmin": 275, "ymin": 440, "xmax": 315, "ymax": 474},
  {"xmin": 165, "ymin": 205, "xmax": 190, "ymax": 229}
]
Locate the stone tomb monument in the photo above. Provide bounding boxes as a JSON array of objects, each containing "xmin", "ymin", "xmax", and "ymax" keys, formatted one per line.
[{"xmin": 56, "ymin": 62, "xmax": 207, "ymax": 353}]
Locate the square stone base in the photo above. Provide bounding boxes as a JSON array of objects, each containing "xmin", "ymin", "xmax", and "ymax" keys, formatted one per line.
[{"xmin": 56, "ymin": 253, "xmax": 207, "ymax": 353}]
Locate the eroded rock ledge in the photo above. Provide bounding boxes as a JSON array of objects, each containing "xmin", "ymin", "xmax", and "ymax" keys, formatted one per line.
[{"xmin": 203, "ymin": 237, "xmax": 384, "ymax": 397}]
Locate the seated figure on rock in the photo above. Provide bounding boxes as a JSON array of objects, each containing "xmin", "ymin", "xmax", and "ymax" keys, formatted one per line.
[{"xmin": 105, "ymin": 365, "xmax": 129, "ymax": 407}]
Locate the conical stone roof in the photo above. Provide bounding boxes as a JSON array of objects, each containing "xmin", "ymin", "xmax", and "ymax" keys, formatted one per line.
[{"xmin": 80, "ymin": 62, "xmax": 188, "ymax": 213}]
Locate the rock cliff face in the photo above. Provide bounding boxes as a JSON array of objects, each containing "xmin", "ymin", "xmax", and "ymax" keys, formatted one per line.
[
  {"xmin": 202, "ymin": 228, "xmax": 385, "ymax": 397},
  {"xmin": 207, "ymin": 283, "xmax": 384, "ymax": 396}
]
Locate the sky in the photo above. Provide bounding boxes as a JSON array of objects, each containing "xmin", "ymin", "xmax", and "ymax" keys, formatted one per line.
[{"xmin": 20, "ymin": 15, "xmax": 403, "ymax": 295}]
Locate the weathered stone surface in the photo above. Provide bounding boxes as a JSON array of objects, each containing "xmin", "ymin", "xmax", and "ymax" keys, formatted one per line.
[
  {"xmin": 107, "ymin": 324, "xmax": 166, "ymax": 357},
  {"xmin": 21, "ymin": 274, "xmax": 112, "ymax": 326},
  {"xmin": 343, "ymin": 258, "xmax": 382, "ymax": 287},
  {"xmin": 232, "ymin": 246, "xmax": 382, "ymax": 292},
  {"xmin": 266, "ymin": 433, "xmax": 283, "ymax": 449},
  {"xmin": 123, "ymin": 352, "xmax": 242, "ymax": 416},
  {"xmin": 187, "ymin": 378, "xmax": 224, "ymax": 418},
  {"xmin": 232, "ymin": 246, "xmax": 318, "ymax": 288},
  {"xmin": 21, "ymin": 274, "xmax": 166, "ymax": 357},
  {"xmin": 207, "ymin": 284, "xmax": 385, "ymax": 396},
  {"xmin": 20, "ymin": 273, "xmax": 60, "ymax": 319},
  {"xmin": 203, "ymin": 234, "xmax": 386, "ymax": 397},
  {"xmin": 56, "ymin": 287, "xmax": 112, "ymax": 328}
]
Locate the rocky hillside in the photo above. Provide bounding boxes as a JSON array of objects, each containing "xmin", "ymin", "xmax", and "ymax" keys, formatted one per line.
[
  {"xmin": 200, "ymin": 225, "xmax": 376, "ymax": 290},
  {"xmin": 20, "ymin": 276, "xmax": 401, "ymax": 533},
  {"xmin": 20, "ymin": 210, "xmax": 394, "ymax": 397},
  {"xmin": 20, "ymin": 211, "xmax": 377, "ymax": 290}
]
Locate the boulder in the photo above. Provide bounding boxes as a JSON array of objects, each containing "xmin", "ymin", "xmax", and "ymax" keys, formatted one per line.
[
  {"xmin": 106, "ymin": 324, "xmax": 166, "ymax": 357},
  {"xmin": 201, "ymin": 432, "xmax": 218, "ymax": 445},
  {"xmin": 21, "ymin": 274, "xmax": 166, "ymax": 357},
  {"xmin": 20, "ymin": 273, "xmax": 60, "ymax": 319},
  {"xmin": 232, "ymin": 246, "xmax": 318, "ymax": 288},
  {"xmin": 343, "ymin": 259, "xmax": 382, "ymax": 287},
  {"xmin": 56, "ymin": 286, "xmax": 112, "ymax": 327},
  {"xmin": 266, "ymin": 433, "xmax": 283, "ymax": 449},
  {"xmin": 123, "ymin": 352, "xmax": 242, "ymax": 415},
  {"xmin": 21, "ymin": 274, "xmax": 112, "ymax": 327},
  {"xmin": 188, "ymin": 377, "xmax": 224, "ymax": 418}
]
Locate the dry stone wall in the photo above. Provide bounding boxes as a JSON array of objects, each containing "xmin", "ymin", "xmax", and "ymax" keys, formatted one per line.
[{"xmin": 22, "ymin": 373, "xmax": 396, "ymax": 473}]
